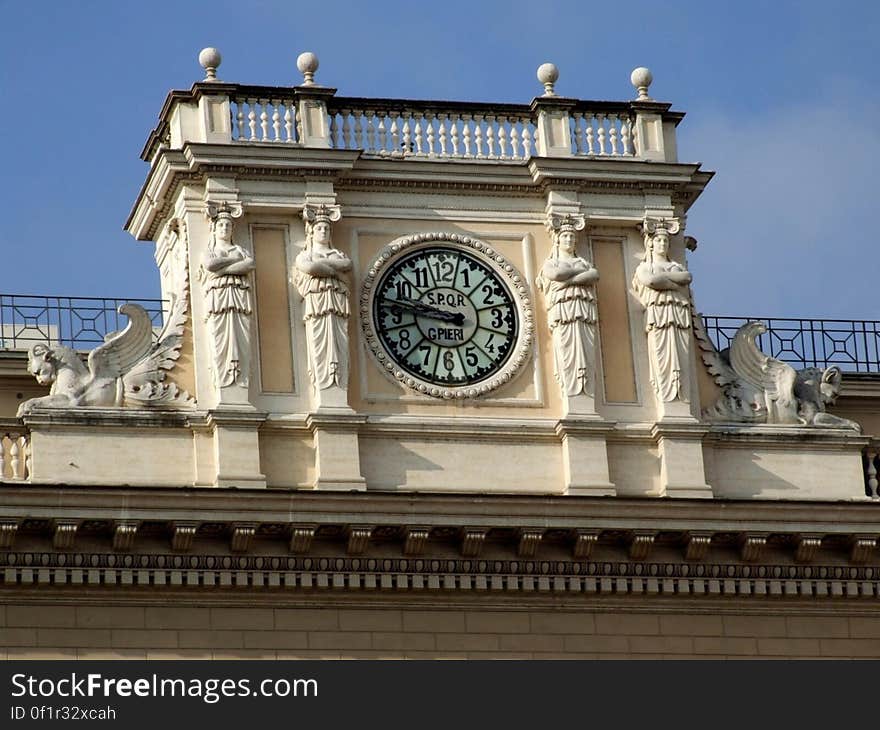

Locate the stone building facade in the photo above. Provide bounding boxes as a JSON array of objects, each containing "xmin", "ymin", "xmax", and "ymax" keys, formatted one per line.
[{"xmin": 1, "ymin": 51, "xmax": 878, "ymax": 659}]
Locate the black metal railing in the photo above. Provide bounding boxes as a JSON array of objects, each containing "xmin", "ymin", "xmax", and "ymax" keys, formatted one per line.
[
  {"xmin": 0, "ymin": 295, "xmax": 167, "ymax": 351},
  {"xmin": 1, "ymin": 296, "xmax": 878, "ymax": 374},
  {"xmin": 701, "ymin": 316, "xmax": 880, "ymax": 373}
]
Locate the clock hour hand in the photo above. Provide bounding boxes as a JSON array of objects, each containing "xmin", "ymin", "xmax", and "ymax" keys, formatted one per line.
[{"xmin": 381, "ymin": 297, "xmax": 465, "ymax": 326}]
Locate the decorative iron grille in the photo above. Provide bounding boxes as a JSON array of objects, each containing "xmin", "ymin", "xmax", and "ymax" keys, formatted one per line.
[
  {"xmin": 0, "ymin": 295, "xmax": 166, "ymax": 350},
  {"xmin": 701, "ymin": 316, "xmax": 880, "ymax": 373}
]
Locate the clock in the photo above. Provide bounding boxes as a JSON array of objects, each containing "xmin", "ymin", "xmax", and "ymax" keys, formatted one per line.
[{"xmin": 361, "ymin": 233, "xmax": 533, "ymax": 399}]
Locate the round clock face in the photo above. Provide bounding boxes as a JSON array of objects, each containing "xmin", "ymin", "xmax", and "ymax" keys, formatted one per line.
[
  {"xmin": 373, "ymin": 246, "xmax": 518, "ymax": 387},
  {"xmin": 362, "ymin": 234, "xmax": 534, "ymax": 398}
]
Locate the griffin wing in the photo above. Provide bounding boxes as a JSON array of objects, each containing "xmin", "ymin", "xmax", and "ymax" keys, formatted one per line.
[
  {"xmin": 87, "ymin": 304, "xmax": 154, "ymax": 380},
  {"xmin": 122, "ymin": 293, "xmax": 194, "ymax": 406},
  {"xmin": 692, "ymin": 312, "xmax": 738, "ymax": 386},
  {"xmin": 727, "ymin": 322, "xmax": 799, "ymax": 423}
]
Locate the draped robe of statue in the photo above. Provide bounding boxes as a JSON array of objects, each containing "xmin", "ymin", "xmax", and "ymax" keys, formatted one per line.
[
  {"xmin": 537, "ymin": 257, "xmax": 598, "ymax": 396},
  {"xmin": 294, "ymin": 248, "xmax": 351, "ymax": 390},
  {"xmin": 633, "ymin": 258, "xmax": 692, "ymax": 403},
  {"xmin": 203, "ymin": 243, "xmax": 254, "ymax": 388}
]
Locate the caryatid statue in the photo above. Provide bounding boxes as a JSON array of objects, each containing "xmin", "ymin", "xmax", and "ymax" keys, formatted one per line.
[
  {"xmin": 536, "ymin": 213, "xmax": 599, "ymax": 398},
  {"xmin": 293, "ymin": 204, "xmax": 352, "ymax": 391},
  {"xmin": 632, "ymin": 217, "xmax": 693, "ymax": 403},
  {"xmin": 202, "ymin": 202, "xmax": 255, "ymax": 389}
]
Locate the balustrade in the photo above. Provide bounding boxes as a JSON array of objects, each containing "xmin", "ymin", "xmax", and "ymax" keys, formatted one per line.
[
  {"xmin": 0, "ymin": 426, "xmax": 30, "ymax": 481},
  {"xmin": 231, "ymin": 96, "xmax": 298, "ymax": 143},
  {"xmin": 570, "ymin": 108, "xmax": 635, "ymax": 157},
  {"xmin": 326, "ymin": 100, "xmax": 538, "ymax": 161}
]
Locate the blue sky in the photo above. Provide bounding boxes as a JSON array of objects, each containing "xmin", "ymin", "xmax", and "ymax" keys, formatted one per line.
[{"xmin": 1, "ymin": 1, "xmax": 877, "ymax": 319}]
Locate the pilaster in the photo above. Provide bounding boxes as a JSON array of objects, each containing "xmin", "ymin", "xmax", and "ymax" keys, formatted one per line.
[
  {"xmin": 652, "ymin": 421, "xmax": 713, "ymax": 499},
  {"xmin": 206, "ymin": 409, "xmax": 267, "ymax": 488},
  {"xmin": 306, "ymin": 411, "xmax": 367, "ymax": 491},
  {"xmin": 556, "ymin": 418, "xmax": 616, "ymax": 496}
]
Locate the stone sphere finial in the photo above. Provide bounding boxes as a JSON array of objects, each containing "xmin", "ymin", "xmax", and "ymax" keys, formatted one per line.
[
  {"xmin": 297, "ymin": 52, "xmax": 319, "ymax": 86},
  {"xmin": 630, "ymin": 66, "xmax": 653, "ymax": 101},
  {"xmin": 198, "ymin": 47, "xmax": 222, "ymax": 82},
  {"xmin": 536, "ymin": 63, "xmax": 559, "ymax": 96}
]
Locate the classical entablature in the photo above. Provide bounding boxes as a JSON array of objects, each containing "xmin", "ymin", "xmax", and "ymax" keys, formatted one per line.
[{"xmin": 1, "ymin": 48, "xmax": 878, "ymax": 659}]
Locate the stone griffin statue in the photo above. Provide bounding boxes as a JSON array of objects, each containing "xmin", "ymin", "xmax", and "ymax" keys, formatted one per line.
[
  {"xmin": 694, "ymin": 318, "xmax": 860, "ymax": 431},
  {"xmin": 17, "ymin": 283, "xmax": 194, "ymax": 417}
]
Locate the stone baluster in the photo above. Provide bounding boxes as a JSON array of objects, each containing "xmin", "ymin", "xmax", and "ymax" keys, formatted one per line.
[
  {"xmin": 597, "ymin": 114, "xmax": 607, "ymax": 154},
  {"xmin": 399, "ymin": 112, "xmax": 410, "ymax": 154},
  {"xmin": 390, "ymin": 113, "xmax": 400, "ymax": 154},
  {"xmin": 366, "ymin": 114, "xmax": 376, "ymax": 151},
  {"xmin": 474, "ymin": 114, "xmax": 484, "ymax": 158},
  {"xmin": 342, "ymin": 110, "xmax": 353, "ymax": 149},
  {"xmin": 866, "ymin": 449, "xmax": 879, "ymax": 497},
  {"xmin": 247, "ymin": 99, "xmax": 258, "ymax": 140},
  {"xmin": 571, "ymin": 113, "xmax": 584, "ymax": 154},
  {"xmin": 329, "ymin": 115, "xmax": 339, "ymax": 148},
  {"xmin": 449, "ymin": 114, "xmax": 460, "ymax": 156},
  {"xmin": 283, "ymin": 103, "xmax": 294, "ymax": 142},
  {"xmin": 521, "ymin": 122, "xmax": 533, "ymax": 157},
  {"xmin": 621, "ymin": 116, "xmax": 632, "ymax": 155},
  {"xmin": 438, "ymin": 113, "xmax": 448, "ymax": 156},
  {"xmin": 609, "ymin": 114, "xmax": 619, "ymax": 155},
  {"xmin": 462, "ymin": 114, "xmax": 472, "ymax": 157},
  {"xmin": 0, "ymin": 436, "xmax": 6, "ymax": 478},
  {"xmin": 507, "ymin": 119, "xmax": 519, "ymax": 159},
  {"xmin": 378, "ymin": 116, "xmax": 387, "ymax": 151},
  {"xmin": 271, "ymin": 100, "xmax": 281, "ymax": 141},
  {"xmin": 353, "ymin": 111, "xmax": 364, "ymax": 149},
  {"xmin": 485, "ymin": 115, "xmax": 496, "ymax": 158},
  {"xmin": 258, "ymin": 99, "xmax": 269, "ymax": 140},
  {"xmin": 413, "ymin": 112, "xmax": 425, "ymax": 155},
  {"xmin": 498, "ymin": 116, "xmax": 508, "ymax": 158},
  {"xmin": 425, "ymin": 112, "xmax": 436, "ymax": 156},
  {"xmin": 235, "ymin": 103, "xmax": 245, "ymax": 140},
  {"xmin": 10, "ymin": 438, "xmax": 20, "ymax": 480}
]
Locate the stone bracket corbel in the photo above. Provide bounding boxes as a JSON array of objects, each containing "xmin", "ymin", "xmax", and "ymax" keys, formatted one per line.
[
  {"xmin": 629, "ymin": 532, "xmax": 656, "ymax": 560},
  {"xmin": 53, "ymin": 521, "xmax": 78, "ymax": 550},
  {"xmin": 346, "ymin": 526, "xmax": 373, "ymax": 555},
  {"xmin": 517, "ymin": 529, "xmax": 544, "ymax": 558},
  {"xmin": 112, "ymin": 522, "xmax": 139, "ymax": 552},
  {"xmin": 289, "ymin": 524, "xmax": 318, "ymax": 554},
  {"xmin": 573, "ymin": 530, "xmax": 599, "ymax": 559},
  {"xmin": 850, "ymin": 536, "xmax": 878, "ymax": 564},
  {"xmin": 172, "ymin": 522, "xmax": 198, "ymax": 552},
  {"xmin": 403, "ymin": 527, "xmax": 430, "ymax": 556},
  {"xmin": 461, "ymin": 528, "xmax": 488, "ymax": 557},
  {"xmin": 231, "ymin": 523, "xmax": 257, "ymax": 553},
  {"xmin": 684, "ymin": 532, "xmax": 712, "ymax": 561},
  {"xmin": 0, "ymin": 520, "xmax": 19, "ymax": 549}
]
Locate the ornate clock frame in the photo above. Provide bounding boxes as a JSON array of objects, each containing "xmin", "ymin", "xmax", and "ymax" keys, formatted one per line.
[{"xmin": 360, "ymin": 232, "xmax": 534, "ymax": 399}]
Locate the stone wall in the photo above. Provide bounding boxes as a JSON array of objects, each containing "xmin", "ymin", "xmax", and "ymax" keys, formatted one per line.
[{"xmin": 3, "ymin": 601, "xmax": 879, "ymax": 659}]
